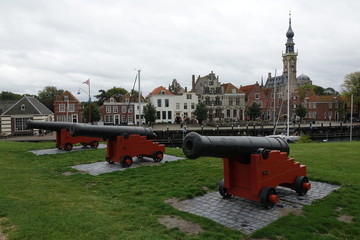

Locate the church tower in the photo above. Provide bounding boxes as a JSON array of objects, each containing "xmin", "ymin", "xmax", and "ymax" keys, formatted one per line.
[{"xmin": 282, "ymin": 12, "xmax": 298, "ymax": 94}]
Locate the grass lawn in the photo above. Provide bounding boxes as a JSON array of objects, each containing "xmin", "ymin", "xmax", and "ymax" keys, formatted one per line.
[{"xmin": 0, "ymin": 140, "xmax": 359, "ymax": 240}]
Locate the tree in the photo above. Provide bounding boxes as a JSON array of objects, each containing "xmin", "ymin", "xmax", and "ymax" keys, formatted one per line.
[
  {"xmin": 324, "ymin": 87, "xmax": 339, "ymax": 96},
  {"xmin": 194, "ymin": 102, "xmax": 208, "ymax": 124},
  {"xmin": 246, "ymin": 102, "xmax": 261, "ymax": 120},
  {"xmin": 82, "ymin": 102, "xmax": 101, "ymax": 123},
  {"xmin": 298, "ymin": 85, "xmax": 325, "ymax": 96},
  {"xmin": 94, "ymin": 87, "xmax": 128, "ymax": 106},
  {"xmin": 168, "ymin": 79, "xmax": 183, "ymax": 94},
  {"xmin": 143, "ymin": 102, "xmax": 157, "ymax": 124},
  {"xmin": 0, "ymin": 91, "xmax": 22, "ymax": 100},
  {"xmin": 37, "ymin": 86, "xmax": 64, "ymax": 112},
  {"xmin": 342, "ymin": 71, "xmax": 360, "ymax": 117},
  {"xmin": 295, "ymin": 104, "xmax": 307, "ymax": 122}
]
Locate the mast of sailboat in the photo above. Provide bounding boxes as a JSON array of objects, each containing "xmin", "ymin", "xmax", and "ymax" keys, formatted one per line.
[
  {"xmin": 273, "ymin": 69, "xmax": 277, "ymax": 128},
  {"xmin": 138, "ymin": 69, "xmax": 141, "ymax": 126}
]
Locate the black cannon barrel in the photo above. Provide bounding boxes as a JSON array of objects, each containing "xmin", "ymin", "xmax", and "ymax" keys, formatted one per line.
[
  {"xmin": 182, "ymin": 132, "xmax": 289, "ymax": 162},
  {"xmin": 26, "ymin": 119, "xmax": 74, "ymax": 131},
  {"xmin": 70, "ymin": 124, "xmax": 156, "ymax": 139}
]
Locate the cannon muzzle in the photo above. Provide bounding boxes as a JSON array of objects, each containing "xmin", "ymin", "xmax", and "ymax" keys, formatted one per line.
[
  {"xmin": 70, "ymin": 124, "xmax": 156, "ymax": 139},
  {"xmin": 182, "ymin": 132, "xmax": 289, "ymax": 163},
  {"xmin": 26, "ymin": 120, "xmax": 74, "ymax": 131}
]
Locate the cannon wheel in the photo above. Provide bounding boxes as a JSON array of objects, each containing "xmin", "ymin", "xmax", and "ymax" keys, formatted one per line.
[
  {"xmin": 152, "ymin": 151, "xmax": 163, "ymax": 162},
  {"xmin": 63, "ymin": 143, "xmax": 73, "ymax": 151},
  {"xmin": 295, "ymin": 176, "xmax": 310, "ymax": 196},
  {"xmin": 90, "ymin": 141, "xmax": 99, "ymax": 149},
  {"xmin": 219, "ymin": 179, "xmax": 232, "ymax": 198},
  {"xmin": 260, "ymin": 187, "xmax": 278, "ymax": 209},
  {"xmin": 120, "ymin": 155, "xmax": 133, "ymax": 168},
  {"xmin": 105, "ymin": 156, "xmax": 114, "ymax": 164}
]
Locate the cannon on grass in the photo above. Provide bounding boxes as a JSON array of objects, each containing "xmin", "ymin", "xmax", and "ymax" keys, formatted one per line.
[
  {"xmin": 70, "ymin": 124, "xmax": 165, "ymax": 168},
  {"xmin": 26, "ymin": 120, "xmax": 101, "ymax": 151},
  {"xmin": 182, "ymin": 132, "xmax": 311, "ymax": 209}
]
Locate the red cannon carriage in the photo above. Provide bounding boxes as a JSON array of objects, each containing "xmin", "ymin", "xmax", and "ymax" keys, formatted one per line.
[
  {"xmin": 182, "ymin": 132, "xmax": 311, "ymax": 209},
  {"xmin": 26, "ymin": 120, "xmax": 101, "ymax": 151},
  {"xmin": 70, "ymin": 124, "xmax": 165, "ymax": 168}
]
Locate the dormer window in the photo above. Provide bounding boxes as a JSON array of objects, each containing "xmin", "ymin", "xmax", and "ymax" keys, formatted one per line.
[
  {"xmin": 125, "ymin": 98, "xmax": 129, "ymax": 103},
  {"xmin": 64, "ymin": 95, "xmax": 69, "ymax": 101},
  {"xmin": 20, "ymin": 104, "xmax": 26, "ymax": 111},
  {"xmin": 110, "ymin": 97, "xmax": 115, "ymax": 103},
  {"xmin": 160, "ymin": 90, "xmax": 166, "ymax": 95}
]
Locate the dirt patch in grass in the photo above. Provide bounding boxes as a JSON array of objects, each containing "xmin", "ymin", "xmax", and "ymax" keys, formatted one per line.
[
  {"xmin": 158, "ymin": 215, "xmax": 204, "ymax": 235},
  {"xmin": 164, "ymin": 198, "xmax": 187, "ymax": 210},
  {"xmin": 0, "ymin": 218, "xmax": 7, "ymax": 240},
  {"xmin": 278, "ymin": 208, "xmax": 304, "ymax": 217},
  {"xmin": 337, "ymin": 215, "xmax": 354, "ymax": 223}
]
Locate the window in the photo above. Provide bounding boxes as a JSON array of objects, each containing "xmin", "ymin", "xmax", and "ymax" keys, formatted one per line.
[
  {"xmin": 236, "ymin": 98, "xmax": 240, "ymax": 106},
  {"xmin": 156, "ymin": 111, "xmax": 160, "ymax": 119},
  {"xmin": 191, "ymin": 103, "xmax": 195, "ymax": 109},
  {"xmin": 229, "ymin": 98, "xmax": 233, "ymax": 106},
  {"xmin": 160, "ymin": 90, "xmax": 166, "ymax": 95},
  {"xmin": 110, "ymin": 98, "xmax": 115, "ymax": 103},
  {"xmin": 168, "ymin": 111, "xmax": 172, "ymax": 119},
  {"xmin": 162, "ymin": 111, "xmax": 166, "ymax": 119},
  {"xmin": 113, "ymin": 106, "xmax": 118, "ymax": 113},
  {"xmin": 20, "ymin": 104, "xmax": 26, "ymax": 111},
  {"xmin": 128, "ymin": 115, "xmax": 133, "ymax": 122},
  {"xmin": 176, "ymin": 103, "xmax": 180, "ymax": 109},
  {"xmin": 121, "ymin": 115, "xmax": 126, "ymax": 122},
  {"xmin": 128, "ymin": 106, "xmax": 133, "ymax": 113},
  {"xmin": 105, "ymin": 115, "xmax": 113, "ymax": 123},
  {"xmin": 313, "ymin": 103, "xmax": 316, "ymax": 109},
  {"xmin": 121, "ymin": 106, "xmax": 127, "ymax": 113},
  {"xmin": 165, "ymin": 99, "xmax": 169, "ymax": 107},
  {"xmin": 64, "ymin": 95, "xmax": 69, "ymax": 101},
  {"xmin": 69, "ymin": 104, "xmax": 74, "ymax": 112},
  {"xmin": 233, "ymin": 109, "xmax": 237, "ymax": 118},
  {"xmin": 15, "ymin": 118, "xmax": 29, "ymax": 131},
  {"xmin": 187, "ymin": 94, "xmax": 192, "ymax": 99},
  {"xmin": 125, "ymin": 98, "xmax": 129, "ymax": 103},
  {"xmin": 106, "ymin": 106, "xmax": 111, "ymax": 113},
  {"xmin": 184, "ymin": 103, "xmax": 187, "ymax": 109},
  {"xmin": 227, "ymin": 110, "xmax": 230, "ymax": 118},
  {"xmin": 59, "ymin": 104, "xmax": 65, "ymax": 112},
  {"xmin": 72, "ymin": 114, "xmax": 78, "ymax": 123},
  {"xmin": 255, "ymin": 93, "xmax": 260, "ymax": 99},
  {"xmin": 157, "ymin": 99, "xmax": 162, "ymax": 107},
  {"xmin": 271, "ymin": 102, "xmax": 274, "ymax": 107},
  {"xmin": 329, "ymin": 103, "xmax": 332, "ymax": 109}
]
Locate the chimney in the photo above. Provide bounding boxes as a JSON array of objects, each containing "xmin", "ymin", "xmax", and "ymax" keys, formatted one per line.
[
  {"xmin": 185, "ymin": 86, "xmax": 187, "ymax": 92},
  {"xmin": 192, "ymin": 75, "xmax": 195, "ymax": 91},
  {"xmin": 268, "ymin": 72, "xmax": 272, "ymax": 79}
]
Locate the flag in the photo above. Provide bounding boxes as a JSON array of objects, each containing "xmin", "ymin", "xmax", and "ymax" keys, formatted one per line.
[
  {"xmin": 77, "ymin": 89, "xmax": 81, "ymax": 95},
  {"xmin": 83, "ymin": 79, "xmax": 90, "ymax": 85}
]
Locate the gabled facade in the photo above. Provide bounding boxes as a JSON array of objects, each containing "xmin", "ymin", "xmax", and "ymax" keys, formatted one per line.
[
  {"xmin": 239, "ymin": 82, "xmax": 273, "ymax": 120},
  {"xmin": 0, "ymin": 96, "xmax": 53, "ymax": 135},
  {"xmin": 191, "ymin": 71, "xmax": 224, "ymax": 121},
  {"xmin": 222, "ymin": 83, "xmax": 245, "ymax": 121},
  {"xmin": 100, "ymin": 94, "xmax": 146, "ymax": 125},
  {"xmin": 53, "ymin": 91, "xmax": 83, "ymax": 123}
]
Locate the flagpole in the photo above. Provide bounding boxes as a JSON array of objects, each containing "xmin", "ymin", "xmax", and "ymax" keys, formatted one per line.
[{"xmin": 138, "ymin": 70, "xmax": 141, "ymax": 126}]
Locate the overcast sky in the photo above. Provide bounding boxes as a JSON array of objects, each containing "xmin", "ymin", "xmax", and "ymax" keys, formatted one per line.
[{"xmin": 1, "ymin": 0, "xmax": 359, "ymax": 101}]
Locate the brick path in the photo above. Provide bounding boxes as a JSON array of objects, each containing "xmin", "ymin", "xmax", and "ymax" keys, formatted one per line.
[{"xmin": 172, "ymin": 181, "xmax": 340, "ymax": 234}]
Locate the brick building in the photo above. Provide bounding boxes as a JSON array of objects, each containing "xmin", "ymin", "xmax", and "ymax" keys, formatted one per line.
[{"xmin": 53, "ymin": 91, "xmax": 83, "ymax": 123}]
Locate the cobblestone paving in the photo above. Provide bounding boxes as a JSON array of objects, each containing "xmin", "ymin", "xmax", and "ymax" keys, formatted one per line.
[
  {"xmin": 29, "ymin": 144, "xmax": 107, "ymax": 155},
  {"xmin": 71, "ymin": 155, "xmax": 185, "ymax": 176},
  {"xmin": 173, "ymin": 181, "xmax": 340, "ymax": 234}
]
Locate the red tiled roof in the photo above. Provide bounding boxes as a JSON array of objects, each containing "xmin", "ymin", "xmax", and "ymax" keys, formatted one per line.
[
  {"xmin": 238, "ymin": 84, "xmax": 256, "ymax": 93},
  {"xmin": 149, "ymin": 86, "xmax": 174, "ymax": 96},
  {"xmin": 222, "ymin": 83, "xmax": 238, "ymax": 94}
]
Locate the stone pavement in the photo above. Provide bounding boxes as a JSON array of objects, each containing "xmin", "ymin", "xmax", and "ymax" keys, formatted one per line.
[
  {"xmin": 29, "ymin": 144, "xmax": 107, "ymax": 155},
  {"xmin": 171, "ymin": 181, "xmax": 340, "ymax": 234},
  {"xmin": 71, "ymin": 154, "xmax": 185, "ymax": 176}
]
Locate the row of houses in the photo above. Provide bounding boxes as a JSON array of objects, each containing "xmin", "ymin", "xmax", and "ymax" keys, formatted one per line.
[{"xmin": 0, "ymin": 75, "xmax": 348, "ymax": 136}]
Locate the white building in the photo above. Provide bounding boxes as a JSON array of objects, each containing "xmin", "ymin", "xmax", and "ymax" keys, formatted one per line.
[{"xmin": 147, "ymin": 86, "xmax": 199, "ymax": 123}]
